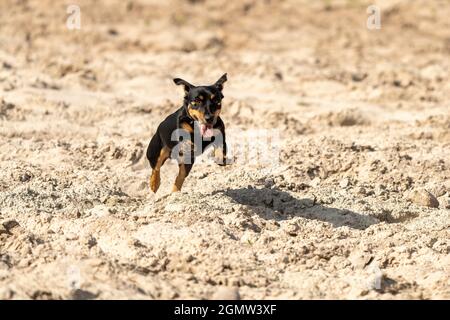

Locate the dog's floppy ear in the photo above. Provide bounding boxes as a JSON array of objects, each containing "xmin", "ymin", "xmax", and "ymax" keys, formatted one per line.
[
  {"xmin": 173, "ymin": 78, "xmax": 194, "ymax": 93},
  {"xmin": 214, "ymin": 73, "xmax": 227, "ymax": 91}
]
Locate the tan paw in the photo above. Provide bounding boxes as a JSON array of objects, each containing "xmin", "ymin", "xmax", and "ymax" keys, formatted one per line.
[{"xmin": 214, "ymin": 148, "xmax": 226, "ymax": 166}]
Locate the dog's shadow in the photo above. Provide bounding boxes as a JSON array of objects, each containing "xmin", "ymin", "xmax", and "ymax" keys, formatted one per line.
[{"xmin": 223, "ymin": 187, "xmax": 378, "ymax": 230}]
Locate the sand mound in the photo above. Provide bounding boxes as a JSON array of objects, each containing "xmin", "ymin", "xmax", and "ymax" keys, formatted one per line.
[{"xmin": 0, "ymin": 0, "xmax": 449, "ymax": 299}]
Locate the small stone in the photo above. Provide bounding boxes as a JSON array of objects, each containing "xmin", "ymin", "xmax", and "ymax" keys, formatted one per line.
[
  {"xmin": 211, "ymin": 287, "xmax": 240, "ymax": 300},
  {"xmin": 107, "ymin": 28, "xmax": 119, "ymax": 36},
  {"xmin": 356, "ymin": 187, "xmax": 367, "ymax": 196},
  {"xmin": 408, "ymin": 189, "xmax": 439, "ymax": 208},
  {"xmin": 2, "ymin": 219, "xmax": 20, "ymax": 231},
  {"xmin": 285, "ymin": 222, "xmax": 300, "ymax": 236},
  {"xmin": 86, "ymin": 236, "xmax": 97, "ymax": 248},
  {"xmin": 105, "ymin": 197, "xmax": 118, "ymax": 207},
  {"xmin": 351, "ymin": 72, "xmax": 367, "ymax": 82},
  {"xmin": 19, "ymin": 173, "xmax": 32, "ymax": 182},
  {"xmin": 2, "ymin": 62, "xmax": 12, "ymax": 69},
  {"xmin": 340, "ymin": 178, "xmax": 350, "ymax": 188},
  {"xmin": 264, "ymin": 178, "xmax": 275, "ymax": 188},
  {"xmin": 349, "ymin": 251, "xmax": 373, "ymax": 269}
]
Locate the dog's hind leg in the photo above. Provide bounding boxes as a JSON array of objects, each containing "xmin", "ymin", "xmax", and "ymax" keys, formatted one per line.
[
  {"xmin": 149, "ymin": 146, "xmax": 170, "ymax": 193},
  {"xmin": 147, "ymin": 134, "xmax": 170, "ymax": 193}
]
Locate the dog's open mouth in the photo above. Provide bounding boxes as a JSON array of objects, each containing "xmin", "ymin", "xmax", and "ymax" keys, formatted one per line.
[{"xmin": 199, "ymin": 123, "xmax": 214, "ymax": 138}]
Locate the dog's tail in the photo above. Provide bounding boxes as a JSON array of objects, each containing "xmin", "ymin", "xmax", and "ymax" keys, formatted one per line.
[{"xmin": 147, "ymin": 132, "xmax": 162, "ymax": 169}]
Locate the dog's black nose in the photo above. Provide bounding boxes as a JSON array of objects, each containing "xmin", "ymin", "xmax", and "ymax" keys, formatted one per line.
[{"xmin": 204, "ymin": 114, "xmax": 213, "ymax": 121}]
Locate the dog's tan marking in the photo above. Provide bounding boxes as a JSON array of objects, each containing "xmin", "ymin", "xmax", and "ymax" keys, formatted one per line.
[
  {"xmin": 188, "ymin": 108, "xmax": 206, "ymax": 122},
  {"xmin": 180, "ymin": 122, "xmax": 193, "ymax": 133},
  {"xmin": 172, "ymin": 164, "xmax": 187, "ymax": 192},
  {"xmin": 150, "ymin": 146, "xmax": 170, "ymax": 193},
  {"xmin": 210, "ymin": 94, "xmax": 215, "ymax": 99},
  {"xmin": 213, "ymin": 109, "xmax": 221, "ymax": 123}
]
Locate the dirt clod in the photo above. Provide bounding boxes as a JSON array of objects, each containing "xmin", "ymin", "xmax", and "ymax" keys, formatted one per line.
[{"xmin": 408, "ymin": 189, "xmax": 440, "ymax": 208}]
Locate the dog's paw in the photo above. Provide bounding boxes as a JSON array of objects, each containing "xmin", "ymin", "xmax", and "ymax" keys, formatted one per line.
[
  {"xmin": 214, "ymin": 157, "xmax": 226, "ymax": 166},
  {"xmin": 216, "ymin": 156, "xmax": 234, "ymax": 166},
  {"xmin": 213, "ymin": 148, "xmax": 229, "ymax": 166}
]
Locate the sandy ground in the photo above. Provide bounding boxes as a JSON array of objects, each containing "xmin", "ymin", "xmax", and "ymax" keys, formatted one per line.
[{"xmin": 0, "ymin": 0, "xmax": 449, "ymax": 299}]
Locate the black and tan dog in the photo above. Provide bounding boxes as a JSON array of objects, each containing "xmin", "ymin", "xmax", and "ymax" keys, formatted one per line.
[{"xmin": 146, "ymin": 74, "xmax": 228, "ymax": 193}]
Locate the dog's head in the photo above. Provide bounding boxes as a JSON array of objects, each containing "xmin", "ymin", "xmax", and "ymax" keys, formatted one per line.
[{"xmin": 174, "ymin": 73, "xmax": 227, "ymax": 137}]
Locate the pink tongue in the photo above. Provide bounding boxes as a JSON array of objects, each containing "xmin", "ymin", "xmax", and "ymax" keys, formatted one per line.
[{"xmin": 200, "ymin": 124, "xmax": 213, "ymax": 138}]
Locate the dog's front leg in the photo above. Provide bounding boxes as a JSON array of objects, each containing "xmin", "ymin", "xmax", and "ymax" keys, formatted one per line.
[
  {"xmin": 172, "ymin": 138, "xmax": 194, "ymax": 192},
  {"xmin": 213, "ymin": 127, "xmax": 228, "ymax": 166},
  {"xmin": 172, "ymin": 163, "xmax": 193, "ymax": 192}
]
